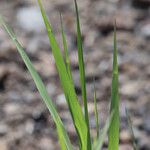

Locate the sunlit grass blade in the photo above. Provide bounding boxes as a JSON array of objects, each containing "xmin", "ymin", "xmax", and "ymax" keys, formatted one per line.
[
  {"xmin": 108, "ymin": 21, "xmax": 120, "ymax": 150},
  {"xmin": 74, "ymin": 0, "xmax": 91, "ymax": 149},
  {"xmin": 60, "ymin": 13, "xmax": 73, "ymax": 82},
  {"xmin": 37, "ymin": 0, "xmax": 87, "ymax": 149},
  {"xmin": 93, "ymin": 79, "xmax": 99, "ymax": 139},
  {"xmin": 126, "ymin": 108, "xmax": 138, "ymax": 150},
  {"xmin": 94, "ymin": 112, "xmax": 114, "ymax": 150},
  {"xmin": 0, "ymin": 16, "xmax": 72, "ymax": 150}
]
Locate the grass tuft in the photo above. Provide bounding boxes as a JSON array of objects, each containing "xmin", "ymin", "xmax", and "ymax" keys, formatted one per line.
[
  {"xmin": 0, "ymin": 1, "xmax": 123, "ymax": 150},
  {"xmin": 37, "ymin": 0, "xmax": 88, "ymax": 149}
]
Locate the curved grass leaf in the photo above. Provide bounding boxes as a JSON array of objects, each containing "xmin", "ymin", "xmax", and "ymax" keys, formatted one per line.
[
  {"xmin": 74, "ymin": 0, "xmax": 92, "ymax": 149},
  {"xmin": 93, "ymin": 79, "xmax": 99, "ymax": 139},
  {"xmin": 37, "ymin": 1, "xmax": 87, "ymax": 149},
  {"xmin": 60, "ymin": 13, "xmax": 73, "ymax": 83},
  {"xmin": 0, "ymin": 16, "xmax": 72, "ymax": 150},
  {"xmin": 94, "ymin": 112, "xmax": 114, "ymax": 150},
  {"xmin": 108, "ymin": 21, "xmax": 120, "ymax": 150},
  {"xmin": 126, "ymin": 108, "xmax": 138, "ymax": 150}
]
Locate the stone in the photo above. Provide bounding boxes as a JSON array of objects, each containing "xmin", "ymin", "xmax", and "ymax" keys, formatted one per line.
[
  {"xmin": 46, "ymin": 83, "xmax": 57, "ymax": 96},
  {"xmin": 0, "ymin": 141, "xmax": 8, "ymax": 150},
  {"xmin": 119, "ymin": 144, "xmax": 133, "ymax": 150},
  {"xmin": 34, "ymin": 52, "xmax": 57, "ymax": 77},
  {"xmin": 25, "ymin": 120, "xmax": 34, "ymax": 134},
  {"xmin": 121, "ymin": 81, "xmax": 145, "ymax": 97},
  {"xmin": 3, "ymin": 103, "xmax": 21, "ymax": 115},
  {"xmin": 27, "ymin": 35, "xmax": 50, "ymax": 54},
  {"xmin": 133, "ymin": 117, "xmax": 143, "ymax": 127},
  {"xmin": 86, "ymin": 63, "xmax": 100, "ymax": 79},
  {"xmin": 120, "ymin": 101, "xmax": 127, "ymax": 118},
  {"xmin": 139, "ymin": 132, "xmax": 150, "ymax": 149},
  {"xmin": 7, "ymin": 91, "xmax": 22, "ymax": 101},
  {"xmin": 84, "ymin": 30, "xmax": 98, "ymax": 48},
  {"xmin": 17, "ymin": 6, "xmax": 45, "ymax": 33},
  {"xmin": 0, "ymin": 65, "xmax": 8, "ymax": 80},
  {"xmin": 56, "ymin": 94, "xmax": 66, "ymax": 107},
  {"xmin": 120, "ymin": 130, "xmax": 132, "ymax": 143},
  {"xmin": 87, "ymin": 102, "xmax": 95, "ymax": 114},
  {"xmin": 0, "ymin": 124, "xmax": 8, "ymax": 136},
  {"xmin": 39, "ymin": 137, "xmax": 54, "ymax": 150},
  {"xmin": 140, "ymin": 23, "xmax": 150, "ymax": 38},
  {"xmin": 142, "ymin": 101, "xmax": 150, "ymax": 133},
  {"xmin": 98, "ymin": 60, "xmax": 111, "ymax": 73}
]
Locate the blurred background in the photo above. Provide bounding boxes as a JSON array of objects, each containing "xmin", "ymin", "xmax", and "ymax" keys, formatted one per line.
[{"xmin": 0, "ymin": 0, "xmax": 150, "ymax": 149}]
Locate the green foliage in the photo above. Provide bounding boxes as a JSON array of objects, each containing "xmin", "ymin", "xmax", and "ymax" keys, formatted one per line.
[
  {"xmin": 93, "ymin": 79, "xmax": 99, "ymax": 139},
  {"xmin": 60, "ymin": 13, "xmax": 73, "ymax": 82},
  {"xmin": 74, "ymin": 0, "xmax": 91, "ymax": 149},
  {"xmin": 0, "ymin": 15, "xmax": 72, "ymax": 150},
  {"xmin": 0, "ymin": 0, "xmax": 123, "ymax": 149},
  {"xmin": 108, "ymin": 21, "xmax": 120, "ymax": 150},
  {"xmin": 94, "ymin": 112, "xmax": 114, "ymax": 150},
  {"xmin": 38, "ymin": 0, "xmax": 88, "ymax": 149}
]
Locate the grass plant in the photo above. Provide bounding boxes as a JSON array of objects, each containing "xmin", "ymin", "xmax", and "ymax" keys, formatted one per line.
[{"xmin": 0, "ymin": 0, "xmax": 121, "ymax": 149}]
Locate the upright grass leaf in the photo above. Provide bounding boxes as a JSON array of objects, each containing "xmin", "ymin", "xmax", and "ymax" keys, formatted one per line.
[
  {"xmin": 94, "ymin": 112, "xmax": 114, "ymax": 150},
  {"xmin": 74, "ymin": 0, "xmax": 91, "ymax": 149},
  {"xmin": 60, "ymin": 13, "xmax": 73, "ymax": 82},
  {"xmin": 0, "ymin": 16, "xmax": 72, "ymax": 150},
  {"xmin": 93, "ymin": 79, "xmax": 99, "ymax": 139},
  {"xmin": 126, "ymin": 108, "xmax": 138, "ymax": 150},
  {"xmin": 37, "ymin": 1, "xmax": 87, "ymax": 149},
  {"xmin": 108, "ymin": 21, "xmax": 120, "ymax": 150}
]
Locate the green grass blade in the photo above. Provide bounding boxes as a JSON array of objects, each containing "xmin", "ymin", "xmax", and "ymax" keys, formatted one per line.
[
  {"xmin": 37, "ymin": 1, "xmax": 87, "ymax": 149},
  {"xmin": 108, "ymin": 21, "xmax": 120, "ymax": 150},
  {"xmin": 93, "ymin": 79, "xmax": 99, "ymax": 139},
  {"xmin": 94, "ymin": 112, "xmax": 114, "ymax": 150},
  {"xmin": 0, "ymin": 16, "xmax": 72, "ymax": 150},
  {"xmin": 60, "ymin": 13, "xmax": 73, "ymax": 82},
  {"xmin": 74, "ymin": 0, "xmax": 91, "ymax": 149},
  {"xmin": 126, "ymin": 108, "xmax": 138, "ymax": 150}
]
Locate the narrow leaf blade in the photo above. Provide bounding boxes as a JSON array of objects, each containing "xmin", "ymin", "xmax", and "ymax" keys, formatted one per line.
[
  {"xmin": 60, "ymin": 13, "xmax": 73, "ymax": 82},
  {"xmin": 93, "ymin": 79, "xmax": 99, "ymax": 139},
  {"xmin": 126, "ymin": 108, "xmax": 138, "ymax": 150},
  {"xmin": 74, "ymin": 0, "xmax": 91, "ymax": 149},
  {"xmin": 108, "ymin": 21, "xmax": 120, "ymax": 150},
  {"xmin": 0, "ymin": 16, "xmax": 72, "ymax": 150},
  {"xmin": 94, "ymin": 112, "xmax": 114, "ymax": 150}
]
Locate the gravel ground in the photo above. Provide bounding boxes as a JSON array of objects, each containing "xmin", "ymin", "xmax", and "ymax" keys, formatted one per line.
[{"xmin": 0, "ymin": 0, "xmax": 150, "ymax": 149}]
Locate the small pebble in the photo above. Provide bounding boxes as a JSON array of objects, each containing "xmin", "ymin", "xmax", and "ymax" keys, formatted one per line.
[
  {"xmin": 0, "ymin": 141, "xmax": 8, "ymax": 150},
  {"xmin": 3, "ymin": 103, "xmax": 21, "ymax": 115},
  {"xmin": 140, "ymin": 23, "xmax": 150, "ymax": 38},
  {"xmin": 17, "ymin": 6, "xmax": 45, "ymax": 33},
  {"xmin": 56, "ymin": 94, "xmax": 66, "ymax": 107}
]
